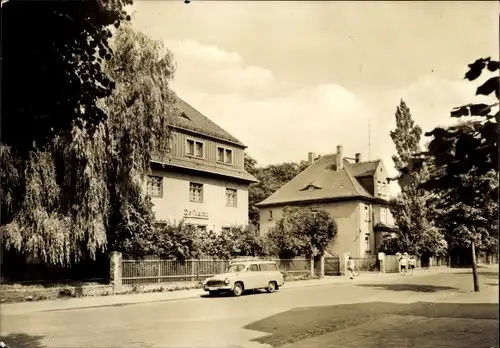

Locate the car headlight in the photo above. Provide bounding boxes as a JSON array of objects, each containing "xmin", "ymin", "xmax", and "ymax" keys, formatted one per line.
[{"xmin": 224, "ymin": 278, "xmax": 230, "ymax": 285}]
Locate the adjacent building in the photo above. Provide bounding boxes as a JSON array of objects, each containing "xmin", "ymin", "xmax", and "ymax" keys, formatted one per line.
[
  {"xmin": 256, "ymin": 145, "xmax": 396, "ymax": 258},
  {"xmin": 147, "ymin": 98, "xmax": 257, "ymax": 232}
]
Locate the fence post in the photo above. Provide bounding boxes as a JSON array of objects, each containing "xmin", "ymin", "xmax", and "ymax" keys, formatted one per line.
[
  {"xmin": 342, "ymin": 253, "xmax": 350, "ymax": 276},
  {"xmin": 320, "ymin": 254, "xmax": 325, "ymax": 278},
  {"xmin": 157, "ymin": 259, "xmax": 161, "ymax": 283},
  {"xmin": 310, "ymin": 257, "xmax": 314, "ymax": 277},
  {"xmin": 109, "ymin": 251, "xmax": 123, "ymax": 294}
]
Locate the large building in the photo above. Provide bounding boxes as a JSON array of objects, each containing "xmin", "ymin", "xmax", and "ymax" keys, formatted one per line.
[
  {"xmin": 147, "ymin": 98, "xmax": 257, "ymax": 232},
  {"xmin": 256, "ymin": 145, "xmax": 396, "ymax": 258}
]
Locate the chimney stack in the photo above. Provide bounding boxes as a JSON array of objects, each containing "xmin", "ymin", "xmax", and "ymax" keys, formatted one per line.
[
  {"xmin": 355, "ymin": 153, "xmax": 361, "ymax": 163},
  {"xmin": 308, "ymin": 152, "xmax": 316, "ymax": 165},
  {"xmin": 336, "ymin": 145, "xmax": 343, "ymax": 171}
]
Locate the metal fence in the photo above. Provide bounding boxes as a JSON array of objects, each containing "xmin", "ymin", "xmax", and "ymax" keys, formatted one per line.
[{"xmin": 121, "ymin": 256, "xmax": 341, "ymax": 285}]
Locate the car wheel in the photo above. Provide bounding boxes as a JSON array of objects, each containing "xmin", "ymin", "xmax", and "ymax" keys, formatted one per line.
[
  {"xmin": 233, "ymin": 282, "xmax": 244, "ymax": 297},
  {"xmin": 267, "ymin": 281, "xmax": 277, "ymax": 293}
]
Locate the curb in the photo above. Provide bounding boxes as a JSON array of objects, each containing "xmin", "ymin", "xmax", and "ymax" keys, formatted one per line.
[{"xmin": 0, "ymin": 268, "xmax": 464, "ymax": 315}]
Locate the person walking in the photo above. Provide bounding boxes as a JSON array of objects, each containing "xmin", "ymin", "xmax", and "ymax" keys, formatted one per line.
[
  {"xmin": 399, "ymin": 252, "xmax": 408, "ymax": 276},
  {"xmin": 346, "ymin": 256, "xmax": 355, "ymax": 280},
  {"xmin": 408, "ymin": 255, "xmax": 416, "ymax": 276}
]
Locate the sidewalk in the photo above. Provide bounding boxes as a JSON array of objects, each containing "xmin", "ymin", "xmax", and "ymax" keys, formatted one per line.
[{"xmin": 0, "ymin": 267, "xmax": 461, "ymax": 316}]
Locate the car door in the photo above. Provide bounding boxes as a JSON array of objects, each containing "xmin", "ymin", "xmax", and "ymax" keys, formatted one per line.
[{"xmin": 247, "ymin": 264, "xmax": 261, "ymax": 289}]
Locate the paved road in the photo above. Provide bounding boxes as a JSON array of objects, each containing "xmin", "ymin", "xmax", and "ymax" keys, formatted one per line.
[{"xmin": 1, "ymin": 267, "xmax": 498, "ymax": 348}]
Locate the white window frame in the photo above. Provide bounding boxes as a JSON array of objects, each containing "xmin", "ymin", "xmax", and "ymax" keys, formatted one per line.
[
  {"xmin": 226, "ymin": 188, "xmax": 237, "ymax": 207},
  {"xmin": 186, "ymin": 138, "xmax": 204, "ymax": 159},
  {"xmin": 364, "ymin": 205, "xmax": 370, "ymax": 222},
  {"xmin": 269, "ymin": 210, "xmax": 273, "ymax": 221},
  {"xmin": 222, "ymin": 226, "xmax": 231, "ymax": 233},
  {"xmin": 189, "ymin": 182, "xmax": 204, "ymax": 203},
  {"xmin": 146, "ymin": 176, "xmax": 163, "ymax": 198},
  {"xmin": 382, "ymin": 181, "xmax": 387, "ymax": 197},
  {"xmin": 381, "ymin": 207, "xmax": 388, "ymax": 224},
  {"xmin": 377, "ymin": 181, "xmax": 381, "ymax": 195},
  {"xmin": 216, "ymin": 146, "xmax": 234, "ymax": 165},
  {"xmin": 365, "ymin": 234, "xmax": 371, "ymax": 251}
]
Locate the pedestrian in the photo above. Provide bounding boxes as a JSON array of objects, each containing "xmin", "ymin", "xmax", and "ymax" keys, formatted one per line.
[
  {"xmin": 346, "ymin": 256, "xmax": 355, "ymax": 280},
  {"xmin": 399, "ymin": 252, "xmax": 408, "ymax": 276},
  {"xmin": 408, "ymin": 255, "xmax": 416, "ymax": 276}
]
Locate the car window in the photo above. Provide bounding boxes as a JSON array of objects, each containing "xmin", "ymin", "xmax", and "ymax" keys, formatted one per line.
[{"xmin": 249, "ymin": 264, "xmax": 260, "ymax": 272}]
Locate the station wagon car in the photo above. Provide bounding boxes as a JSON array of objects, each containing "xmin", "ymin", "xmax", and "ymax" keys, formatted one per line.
[{"xmin": 202, "ymin": 259, "xmax": 285, "ymax": 297}]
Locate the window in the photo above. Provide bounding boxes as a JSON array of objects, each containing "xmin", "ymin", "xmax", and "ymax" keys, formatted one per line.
[
  {"xmin": 226, "ymin": 188, "xmax": 237, "ymax": 207},
  {"xmin": 381, "ymin": 207, "xmax": 388, "ymax": 224},
  {"xmin": 225, "ymin": 149, "xmax": 233, "ymax": 164},
  {"xmin": 365, "ymin": 234, "xmax": 371, "ymax": 251},
  {"xmin": 249, "ymin": 264, "xmax": 260, "ymax": 272},
  {"xmin": 364, "ymin": 205, "xmax": 370, "ymax": 222},
  {"xmin": 189, "ymin": 182, "xmax": 203, "ymax": 203},
  {"xmin": 377, "ymin": 181, "xmax": 381, "ymax": 195},
  {"xmin": 186, "ymin": 139, "xmax": 204, "ymax": 158},
  {"xmin": 217, "ymin": 147, "xmax": 224, "ymax": 162},
  {"xmin": 222, "ymin": 227, "xmax": 230, "ymax": 233},
  {"xmin": 261, "ymin": 263, "xmax": 279, "ymax": 271},
  {"xmin": 382, "ymin": 182, "xmax": 387, "ymax": 196},
  {"xmin": 146, "ymin": 176, "xmax": 162, "ymax": 198},
  {"xmin": 197, "ymin": 225, "xmax": 207, "ymax": 233},
  {"xmin": 216, "ymin": 146, "xmax": 233, "ymax": 165},
  {"xmin": 269, "ymin": 210, "xmax": 273, "ymax": 220},
  {"xmin": 186, "ymin": 139, "xmax": 195, "ymax": 156}
]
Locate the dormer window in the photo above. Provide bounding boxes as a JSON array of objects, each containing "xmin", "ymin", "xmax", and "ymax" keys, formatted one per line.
[
  {"xmin": 186, "ymin": 139, "xmax": 204, "ymax": 159},
  {"xmin": 217, "ymin": 146, "xmax": 233, "ymax": 165}
]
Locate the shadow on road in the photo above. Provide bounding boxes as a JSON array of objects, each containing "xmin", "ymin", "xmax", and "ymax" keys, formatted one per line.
[
  {"xmin": 245, "ymin": 302, "xmax": 499, "ymax": 347},
  {"xmin": 0, "ymin": 333, "xmax": 46, "ymax": 348},
  {"xmin": 356, "ymin": 283, "xmax": 458, "ymax": 292},
  {"xmin": 456, "ymin": 271, "xmax": 499, "ymax": 279},
  {"xmin": 200, "ymin": 289, "xmax": 267, "ymax": 298}
]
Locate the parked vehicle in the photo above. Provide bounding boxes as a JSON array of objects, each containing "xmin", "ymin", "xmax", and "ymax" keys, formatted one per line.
[{"xmin": 202, "ymin": 259, "xmax": 285, "ymax": 297}]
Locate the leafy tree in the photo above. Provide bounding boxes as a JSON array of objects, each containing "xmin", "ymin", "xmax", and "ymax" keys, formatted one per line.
[
  {"xmin": 385, "ymin": 100, "xmax": 446, "ymax": 256},
  {"xmin": 151, "ymin": 221, "xmax": 203, "ymax": 261},
  {"xmin": 246, "ymin": 155, "xmax": 309, "ymax": 227},
  {"xmin": 397, "ymin": 57, "xmax": 499, "ymax": 290},
  {"xmin": 1, "ymin": 22, "xmax": 177, "ymax": 265},
  {"xmin": 267, "ymin": 207, "xmax": 337, "ymax": 259},
  {"xmin": 200, "ymin": 224, "xmax": 267, "ymax": 259}
]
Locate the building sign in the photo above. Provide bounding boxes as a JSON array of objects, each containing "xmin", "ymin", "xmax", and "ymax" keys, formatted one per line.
[{"xmin": 184, "ymin": 209, "xmax": 209, "ymax": 220}]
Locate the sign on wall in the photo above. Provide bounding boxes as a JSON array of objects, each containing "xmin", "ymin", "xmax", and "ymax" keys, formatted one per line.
[{"xmin": 183, "ymin": 209, "xmax": 209, "ymax": 220}]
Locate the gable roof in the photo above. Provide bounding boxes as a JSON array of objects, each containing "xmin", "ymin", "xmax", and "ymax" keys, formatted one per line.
[
  {"xmin": 172, "ymin": 98, "xmax": 246, "ymax": 147},
  {"xmin": 256, "ymin": 154, "xmax": 378, "ymax": 207},
  {"xmin": 346, "ymin": 160, "xmax": 380, "ymax": 177}
]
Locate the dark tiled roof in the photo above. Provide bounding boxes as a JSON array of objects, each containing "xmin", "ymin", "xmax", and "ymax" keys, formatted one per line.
[
  {"xmin": 151, "ymin": 155, "xmax": 258, "ymax": 183},
  {"xmin": 255, "ymin": 154, "xmax": 375, "ymax": 207},
  {"xmin": 346, "ymin": 160, "xmax": 380, "ymax": 177},
  {"xmin": 172, "ymin": 98, "xmax": 246, "ymax": 147}
]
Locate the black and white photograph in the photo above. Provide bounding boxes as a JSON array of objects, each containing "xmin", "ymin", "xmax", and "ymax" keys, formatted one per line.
[{"xmin": 1, "ymin": 1, "xmax": 499, "ymax": 347}]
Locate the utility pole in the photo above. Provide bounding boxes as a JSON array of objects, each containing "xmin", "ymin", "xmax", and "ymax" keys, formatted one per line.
[{"xmin": 471, "ymin": 240, "xmax": 480, "ymax": 292}]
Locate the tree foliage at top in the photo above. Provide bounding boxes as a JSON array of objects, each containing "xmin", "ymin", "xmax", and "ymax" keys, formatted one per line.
[
  {"xmin": 245, "ymin": 154, "xmax": 309, "ymax": 227},
  {"xmin": 266, "ymin": 207, "xmax": 337, "ymax": 259},
  {"xmin": 382, "ymin": 99, "xmax": 446, "ymax": 256},
  {"xmin": 407, "ymin": 58, "xmax": 499, "ymax": 254},
  {"xmin": 1, "ymin": 19, "xmax": 177, "ymax": 265}
]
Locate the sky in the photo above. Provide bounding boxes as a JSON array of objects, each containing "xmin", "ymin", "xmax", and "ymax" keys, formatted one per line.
[{"xmin": 131, "ymin": 1, "xmax": 499, "ymax": 195}]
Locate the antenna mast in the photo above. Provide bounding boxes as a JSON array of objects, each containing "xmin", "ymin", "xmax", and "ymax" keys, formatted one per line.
[{"xmin": 368, "ymin": 118, "xmax": 371, "ymax": 161}]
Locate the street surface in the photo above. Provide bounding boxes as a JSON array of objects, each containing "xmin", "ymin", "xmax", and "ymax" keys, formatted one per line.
[{"xmin": 1, "ymin": 266, "xmax": 498, "ymax": 348}]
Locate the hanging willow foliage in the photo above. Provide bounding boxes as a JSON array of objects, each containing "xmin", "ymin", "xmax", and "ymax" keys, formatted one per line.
[{"xmin": 1, "ymin": 23, "xmax": 177, "ymax": 265}]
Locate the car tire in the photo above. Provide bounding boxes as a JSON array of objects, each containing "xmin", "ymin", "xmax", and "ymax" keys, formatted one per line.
[
  {"xmin": 267, "ymin": 281, "xmax": 277, "ymax": 293},
  {"xmin": 233, "ymin": 282, "xmax": 244, "ymax": 297}
]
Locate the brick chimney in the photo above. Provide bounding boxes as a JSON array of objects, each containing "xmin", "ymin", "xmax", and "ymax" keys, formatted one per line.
[
  {"xmin": 336, "ymin": 145, "xmax": 343, "ymax": 171},
  {"xmin": 308, "ymin": 152, "xmax": 316, "ymax": 165},
  {"xmin": 355, "ymin": 153, "xmax": 362, "ymax": 163}
]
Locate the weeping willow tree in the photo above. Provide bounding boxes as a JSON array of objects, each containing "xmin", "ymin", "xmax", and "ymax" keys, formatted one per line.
[{"xmin": 1, "ymin": 23, "xmax": 177, "ymax": 265}]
